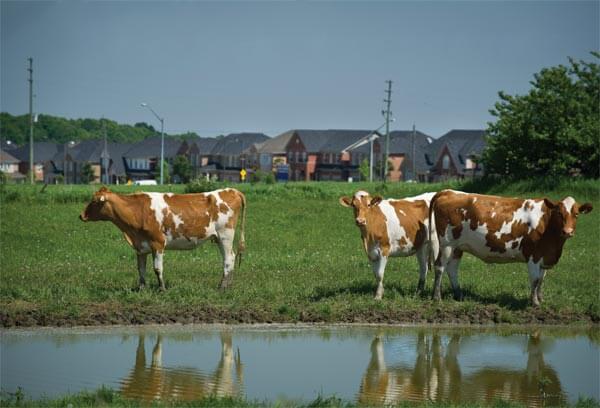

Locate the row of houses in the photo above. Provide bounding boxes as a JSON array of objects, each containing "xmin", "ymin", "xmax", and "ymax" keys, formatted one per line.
[{"xmin": 0, "ymin": 128, "xmax": 486, "ymax": 184}]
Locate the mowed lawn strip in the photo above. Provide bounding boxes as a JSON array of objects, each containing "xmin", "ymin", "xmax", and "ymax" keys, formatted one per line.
[{"xmin": 1, "ymin": 180, "xmax": 598, "ymax": 326}]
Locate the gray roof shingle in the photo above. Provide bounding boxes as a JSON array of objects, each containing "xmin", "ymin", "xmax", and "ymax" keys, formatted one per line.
[
  {"xmin": 11, "ymin": 142, "xmax": 60, "ymax": 163},
  {"xmin": 211, "ymin": 133, "xmax": 270, "ymax": 155}
]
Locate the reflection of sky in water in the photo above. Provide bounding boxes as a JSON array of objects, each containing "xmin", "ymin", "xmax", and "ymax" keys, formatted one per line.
[{"xmin": 1, "ymin": 327, "xmax": 598, "ymax": 404}]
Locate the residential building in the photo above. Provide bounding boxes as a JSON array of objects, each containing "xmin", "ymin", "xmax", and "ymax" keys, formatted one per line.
[
  {"xmin": 0, "ymin": 149, "xmax": 25, "ymax": 182},
  {"xmin": 206, "ymin": 133, "xmax": 270, "ymax": 181},
  {"xmin": 11, "ymin": 142, "xmax": 61, "ymax": 183},
  {"xmin": 425, "ymin": 129, "xmax": 486, "ymax": 181},
  {"xmin": 387, "ymin": 130, "xmax": 434, "ymax": 182}
]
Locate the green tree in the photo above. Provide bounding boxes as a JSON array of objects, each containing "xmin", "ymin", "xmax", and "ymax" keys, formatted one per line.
[
  {"xmin": 154, "ymin": 160, "xmax": 170, "ymax": 184},
  {"xmin": 80, "ymin": 162, "xmax": 95, "ymax": 184},
  {"xmin": 359, "ymin": 158, "xmax": 370, "ymax": 181},
  {"xmin": 483, "ymin": 53, "xmax": 600, "ymax": 179},
  {"xmin": 172, "ymin": 155, "xmax": 193, "ymax": 183}
]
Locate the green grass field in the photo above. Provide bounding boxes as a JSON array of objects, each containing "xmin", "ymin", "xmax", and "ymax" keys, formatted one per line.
[{"xmin": 1, "ymin": 179, "xmax": 598, "ymax": 327}]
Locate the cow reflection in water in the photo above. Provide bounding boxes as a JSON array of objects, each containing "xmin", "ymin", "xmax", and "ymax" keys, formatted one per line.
[
  {"xmin": 121, "ymin": 333, "xmax": 243, "ymax": 401},
  {"xmin": 358, "ymin": 331, "xmax": 565, "ymax": 407}
]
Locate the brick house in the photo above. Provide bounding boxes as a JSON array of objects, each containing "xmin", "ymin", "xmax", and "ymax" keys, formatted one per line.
[
  {"xmin": 0, "ymin": 149, "xmax": 25, "ymax": 182},
  {"xmin": 262, "ymin": 129, "xmax": 382, "ymax": 181},
  {"xmin": 386, "ymin": 130, "xmax": 434, "ymax": 182}
]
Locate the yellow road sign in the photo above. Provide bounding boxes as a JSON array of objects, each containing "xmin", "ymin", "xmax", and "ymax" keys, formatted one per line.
[{"xmin": 240, "ymin": 169, "xmax": 247, "ymax": 181}]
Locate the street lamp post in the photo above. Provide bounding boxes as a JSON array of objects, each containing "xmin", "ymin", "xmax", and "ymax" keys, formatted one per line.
[{"xmin": 141, "ymin": 103, "xmax": 165, "ymax": 185}]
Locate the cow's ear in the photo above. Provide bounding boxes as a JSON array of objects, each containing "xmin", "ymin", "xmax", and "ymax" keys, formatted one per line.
[
  {"xmin": 579, "ymin": 203, "xmax": 593, "ymax": 214},
  {"xmin": 370, "ymin": 196, "xmax": 383, "ymax": 207},
  {"xmin": 339, "ymin": 196, "xmax": 352, "ymax": 208},
  {"xmin": 543, "ymin": 198, "xmax": 557, "ymax": 209}
]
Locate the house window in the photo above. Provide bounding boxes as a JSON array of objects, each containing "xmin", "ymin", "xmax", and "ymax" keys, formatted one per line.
[
  {"xmin": 301, "ymin": 152, "xmax": 306, "ymax": 163},
  {"xmin": 442, "ymin": 155, "xmax": 450, "ymax": 170},
  {"xmin": 288, "ymin": 152, "xmax": 294, "ymax": 163}
]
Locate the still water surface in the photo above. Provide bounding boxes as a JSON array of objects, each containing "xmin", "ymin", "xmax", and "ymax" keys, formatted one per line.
[{"xmin": 1, "ymin": 325, "xmax": 598, "ymax": 406}]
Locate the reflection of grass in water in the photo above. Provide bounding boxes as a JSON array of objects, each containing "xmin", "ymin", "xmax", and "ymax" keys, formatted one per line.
[
  {"xmin": 1, "ymin": 386, "xmax": 598, "ymax": 407},
  {"xmin": 1, "ymin": 180, "xmax": 599, "ymax": 327}
]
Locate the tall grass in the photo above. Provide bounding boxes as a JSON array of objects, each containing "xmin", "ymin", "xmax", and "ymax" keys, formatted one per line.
[{"xmin": 2, "ymin": 177, "xmax": 597, "ymax": 204}]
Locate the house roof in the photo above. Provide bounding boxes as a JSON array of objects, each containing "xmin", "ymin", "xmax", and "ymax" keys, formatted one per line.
[
  {"xmin": 426, "ymin": 129, "xmax": 486, "ymax": 169},
  {"xmin": 11, "ymin": 142, "xmax": 60, "ymax": 163},
  {"xmin": 257, "ymin": 131, "xmax": 295, "ymax": 154},
  {"xmin": 272, "ymin": 129, "xmax": 378, "ymax": 154},
  {"xmin": 123, "ymin": 136, "xmax": 184, "ymax": 159},
  {"xmin": 108, "ymin": 142, "xmax": 134, "ymax": 175},
  {"xmin": 0, "ymin": 149, "xmax": 20, "ymax": 164},
  {"xmin": 388, "ymin": 130, "xmax": 434, "ymax": 173},
  {"xmin": 211, "ymin": 133, "xmax": 270, "ymax": 155},
  {"xmin": 1, "ymin": 140, "xmax": 18, "ymax": 152},
  {"xmin": 195, "ymin": 137, "xmax": 220, "ymax": 154}
]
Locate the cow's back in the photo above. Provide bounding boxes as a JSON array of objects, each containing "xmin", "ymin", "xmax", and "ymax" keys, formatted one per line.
[
  {"xmin": 432, "ymin": 190, "xmax": 545, "ymax": 263},
  {"xmin": 143, "ymin": 188, "xmax": 243, "ymax": 250}
]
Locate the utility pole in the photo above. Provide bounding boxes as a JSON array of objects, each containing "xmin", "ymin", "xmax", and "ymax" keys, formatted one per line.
[
  {"xmin": 412, "ymin": 123, "xmax": 416, "ymax": 181},
  {"xmin": 101, "ymin": 117, "xmax": 109, "ymax": 184},
  {"xmin": 383, "ymin": 80, "xmax": 392, "ymax": 182},
  {"xmin": 28, "ymin": 58, "xmax": 34, "ymax": 184}
]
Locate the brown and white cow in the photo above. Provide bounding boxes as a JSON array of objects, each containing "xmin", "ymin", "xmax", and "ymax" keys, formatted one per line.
[
  {"xmin": 80, "ymin": 186, "xmax": 246, "ymax": 290},
  {"xmin": 339, "ymin": 191, "xmax": 439, "ymax": 299},
  {"xmin": 429, "ymin": 189, "xmax": 592, "ymax": 305}
]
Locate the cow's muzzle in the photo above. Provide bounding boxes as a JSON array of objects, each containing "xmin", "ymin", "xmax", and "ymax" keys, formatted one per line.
[
  {"xmin": 562, "ymin": 228, "xmax": 574, "ymax": 238},
  {"xmin": 355, "ymin": 218, "xmax": 366, "ymax": 227},
  {"xmin": 79, "ymin": 213, "xmax": 88, "ymax": 222}
]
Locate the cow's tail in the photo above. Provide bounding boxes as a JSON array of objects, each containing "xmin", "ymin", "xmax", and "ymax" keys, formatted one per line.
[
  {"xmin": 235, "ymin": 190, "xmax": 247, "ymax": 269},
  {"xmin": 428, "ymin": 191, "xmax": 442, "ymax": 276}
]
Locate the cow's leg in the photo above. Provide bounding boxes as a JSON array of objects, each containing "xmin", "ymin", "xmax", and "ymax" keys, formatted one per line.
[
  {"xmin": 371, "ymin": 256, "xmax": 388, "ymax": 300},
  {"xmin": 416, "ymin": 244, "xmax": 428, "ymax": 294},
  {"xmin": 433, "ymin": 246, "xmax": 453, "ymax": 301},
  {"xmin": 536, "ymin": 268, "xmax": 547, "ymax": 304},
  {"xmin": 446, "ymin": 249, "xmax": 463, "ymax": 301},
  {"xmin": 136, "ymin": 253, "xmax": 147, "ymax": 290},
  {"xmin": 152, "ymin": 250, "xmax": 166, "ymax": 291},
  {"xmin": 217, "ymin": 228, "xmax": 236, "ymax": 289},
  {"xmin": 527, "ymin": 259, "xmax": 543, "ymax": 306}
]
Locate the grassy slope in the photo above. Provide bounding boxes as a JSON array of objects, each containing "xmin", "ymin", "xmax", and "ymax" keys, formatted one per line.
[{"xmin": 0, "ymin": 179, "xmax": 598, "ymax": 327}]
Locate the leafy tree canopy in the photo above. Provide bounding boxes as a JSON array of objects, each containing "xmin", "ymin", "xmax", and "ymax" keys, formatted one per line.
[
  {"xmin": 0, "ymin": 113, "xmax": 173, "ymax": 145},
  {"xmin": 483, "ymin": 52, "xmax": 599, "ymax": 179}
]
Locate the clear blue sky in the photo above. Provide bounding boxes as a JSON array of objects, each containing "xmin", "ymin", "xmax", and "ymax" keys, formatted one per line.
[{"xmin": 1, "ymin": 1, "xmax": 598, "ymax": 138}]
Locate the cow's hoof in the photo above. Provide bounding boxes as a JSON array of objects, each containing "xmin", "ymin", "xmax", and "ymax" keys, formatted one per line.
[
  {"xmin": 433, "ymin": 292, "xmax": 442, "ymax": 302},
  {"xmin": 219, "ymin": 278, "xmax": 231, "ymax": 290},
  {"xmin": 159, "ymin": 286, "xmax": 166, "ymax": 292},
  {"xmin": 453, "ymin": 290, "xmax": 463, "ymax": 301}
]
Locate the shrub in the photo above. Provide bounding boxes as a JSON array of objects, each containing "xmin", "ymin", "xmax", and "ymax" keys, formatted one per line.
[{"xmin": 185, "ymin": 178, "xmax": 221, "ymax": 193}]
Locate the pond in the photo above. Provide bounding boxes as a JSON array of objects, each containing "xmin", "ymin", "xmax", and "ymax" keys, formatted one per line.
[{"xmin": 1, "ymin": 325, "xmax": 598, "ymax": 406}]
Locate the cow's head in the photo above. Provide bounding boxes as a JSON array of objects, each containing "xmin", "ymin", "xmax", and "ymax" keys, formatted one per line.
[
  {"xmin": 544, "ymin": 196, "xmax": 593, "ymax": 238},
  {"xmin": 80, "ymin": 186, "xmax": 113, "ymax": 222},
  {"xmin": 339, "ymin": 191, "xmax": 383, "ymax": 227}
]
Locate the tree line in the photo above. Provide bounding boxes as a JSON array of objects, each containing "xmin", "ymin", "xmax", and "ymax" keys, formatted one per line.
[{"xmin": 0, "ymin": 113, "xmax": 200, "ymax": 145}]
